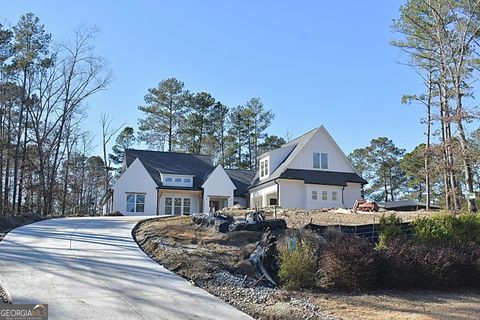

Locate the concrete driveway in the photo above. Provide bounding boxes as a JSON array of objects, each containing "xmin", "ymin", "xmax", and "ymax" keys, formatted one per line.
[{"xmin": 0, "ymin": 217, "xmax": 252, "ymax": 320}]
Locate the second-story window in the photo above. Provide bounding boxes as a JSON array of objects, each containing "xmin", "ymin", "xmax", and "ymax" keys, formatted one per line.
[
  {"xmin": 260, "ymin": 158, "xmax": 269, "ymax": 178},
  {"xmin": 321, "ymin": 153, "xmax": 328, "ymax": 169},
  {"xmin": 313, "ymin": 152, "xmax": 320, "ymax": 168}
]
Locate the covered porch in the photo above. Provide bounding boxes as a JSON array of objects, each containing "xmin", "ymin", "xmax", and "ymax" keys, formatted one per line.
[{"xmin": 250, "ymin": 183, "xmax": 278, "ymax": 209}]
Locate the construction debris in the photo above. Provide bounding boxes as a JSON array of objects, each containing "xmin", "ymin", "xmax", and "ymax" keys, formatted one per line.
[
  {"xmin": 192, "ymin": 211, "xmax": 287, "ymax": 233},
  {"xmin": 353, "ymin": 199, "xmax": 379, "ymax": 213}
]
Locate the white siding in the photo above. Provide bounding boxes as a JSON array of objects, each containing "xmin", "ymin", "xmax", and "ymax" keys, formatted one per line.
[
  {"xmin": 278, "ymin": 180, "xmax": 305, "ymax": 208},
  {"xmin": 305, "ymin": 184, "xmax": 343, "ymax": 209},
  {"xmin": 202, "ymin": 165, "xmax": 236, "ymax": 212},
  {"xmin": 112, "ymin": 158, "xmax": 157, "ymax": 216},
  {"xmin": 343, "ymin": 182, "xmax": 362, "ymax": 208},
  {"xmin": 288, "ymin": 127, "xmax": 355, "ymax": 173},
  {"xmin": 249, "ymin": 183, "xmax": 277, "ymax": 208}
]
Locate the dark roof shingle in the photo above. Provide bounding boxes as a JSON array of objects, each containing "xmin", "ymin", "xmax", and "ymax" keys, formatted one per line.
[
  {"xmin": 225, "ymin": 169, "xmax": 256, "ymax": 196},
  {"xmin": 279, "ymin": 169, "xmax": 367, "ymax": 186},
  {"xmin": 124, "ymin": 149, "xmax": 214, "ymax": 189}
]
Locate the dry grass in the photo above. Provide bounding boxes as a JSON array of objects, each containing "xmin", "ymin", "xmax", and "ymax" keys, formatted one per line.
[
  {"xmin": 311, "ymin": 291, "xmax": 480, "ymax": 320},
  {"xmin": 134, "ymin": 216, "xmax": 262, "ymax": 281},
  {"xmin": 135, "ymin": 215, "xmax": 480, "ymax": 320}
]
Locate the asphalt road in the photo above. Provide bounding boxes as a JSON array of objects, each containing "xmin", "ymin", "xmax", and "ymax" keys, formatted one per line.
[{"xmin": 0, "ymin": 217, "xmax": 252, "ymax": 320}]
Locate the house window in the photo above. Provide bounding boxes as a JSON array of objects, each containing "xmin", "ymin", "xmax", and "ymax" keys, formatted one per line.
[
  {"xmin": 174, "ymin": 178, "xmax": 182, "ymax": 183},
  {"xmin": 126, "ymin": 194, "xmax": 145, "ymax": 213},
  {"xmin": 183, "ymin": 198, "xmax": 191, "ymax": 215},
  {"xmin": 312, "ymin": 190, "xmax": 318, "ymax": 200},
  {"xmin": 183, "ymin": 178, "xmax": 191, "ymax": 183},
  {"xmin": 174, "ymin": 198, "xmax": 182, "ymax": 215},
  {"xmin": 165, "ymin": 197, "xmax": 173, "ymax": 215},
  {"xmin": 260, "ymin": 158, "xmax": 269, "ymax": 178},
  {"xmin": 165, "ymin": 177, "xmax": 173, "ymax": 182},
  {"xmin": 332, "ymin": 191, "xmax": 338, "ymax": 201},
  {"xmin": 321, "ymin": 153, "xmax": 328, "ymax": 169},
  {"xmin": 322, "ymin": 191, "xmax": 328, "ymax": 201},
  {"xmin": 313, "ymin": 152, "xmax": 320, "ymax": 169}
]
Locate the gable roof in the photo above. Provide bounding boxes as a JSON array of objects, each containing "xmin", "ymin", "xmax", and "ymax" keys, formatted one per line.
[
  {"xmin": 124, "ymin": 149, "xmax": 214, "ymax": 190},
  {"xmin": 225, "ymin": 169, "xmax": 256, "ymax": 196},
  {"xmin": 249, "ymin": 126, "xmax": 366, "ymax": 189}
]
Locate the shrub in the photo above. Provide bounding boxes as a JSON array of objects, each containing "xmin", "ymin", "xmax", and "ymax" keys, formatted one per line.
[
  {"xmin": 278, "ymin": 242, "xmax": 318, "ymax": 290},
  {"xmin": 414, "ymin": 213, "xmax": 480, "ymax": 245},
  {"xmin": 319, "ymin": 236, "xmax": 378, "ymax": 291},
  {"xmin": 376, "ymin": 214, "xmax": 403, "ymax": 249},
  {"xmin": 322, "ymin": 227, "xmax": 344, "ymax": 243},
  {"xmin": 378, "ymin": 240, "xmax": 473, "ymax": 289}
]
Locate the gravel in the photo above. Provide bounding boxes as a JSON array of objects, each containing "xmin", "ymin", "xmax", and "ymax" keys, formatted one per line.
[{"xmin": 198, "ymin": 270, "xmax": 336, "ymax": 320}]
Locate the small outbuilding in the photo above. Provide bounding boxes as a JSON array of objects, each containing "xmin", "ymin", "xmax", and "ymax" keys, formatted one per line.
[{"xmin": 378, "ymin": 200, "xmax": 441, "ymax": 211}]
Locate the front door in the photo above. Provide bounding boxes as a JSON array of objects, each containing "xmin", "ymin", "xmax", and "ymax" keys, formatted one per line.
[{"xmin": 209, "ymin": 200, "xmax": 220, "ymax": 212}]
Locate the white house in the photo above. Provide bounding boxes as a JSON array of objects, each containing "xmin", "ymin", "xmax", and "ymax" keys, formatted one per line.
[
  {"xmin": 101, "ymin": 149, "xmax": 255, "ymax": 216},
  {"xmin": 248, "ymin": 126, "xmax": 367, "ymax": 209},
  {"xmin": 101, "ymin": 126, "xmax": 367, "ymax": 216}
]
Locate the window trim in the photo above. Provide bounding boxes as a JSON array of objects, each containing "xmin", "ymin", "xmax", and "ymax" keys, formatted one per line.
[
  {"xmin": 313, "ymin": 152, "xmax": 320, "ymax": 169},
  {"xmin": 321, "ymin": 191, "xmax": 328, "ymax": 201},
  {"xmin": 332, "ymin": 191, "xmax": 338, "ymax": 201},
  {"xmin": 126, "ymin": 193, "xmax": 145, "ymax": 213},
  {"xmin": 259, "ymin": 158, "xmax": 269, "ymax": 178},
  {"xmin": 312, "ymin": 190, "xmax": 318, "ymax": 200},
  {"xmin": 165, "ymin": 196, "xmax": 192, "ymax": 215},
  {"xmin": 321, "ymin": 153, "xmax": 328, "ymax": 169}
]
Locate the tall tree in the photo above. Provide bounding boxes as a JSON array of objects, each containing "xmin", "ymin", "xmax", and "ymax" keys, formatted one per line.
[
  {"xmin": 181, "ymin": 92, "xmax": 216, "ymax": 154},
  {"xmin": 138, "ymin": 78, "xmax": 188, "ymax": 151},
  {"xmin": 244, "ymin": 98, "xmax": 274, "ymax": 169},
  {"xmin": 210, "ymin": 102, "xmax": 230, "ymax": 166},
  {"xmin": 109, "ymin": 126, "xmax": 136, "ymax": 170},
  {"xmin": 257, "ymin": 135, "xmax": 286, "ymax": 155},
  {"xmin": 393, "ymin": 0, "xmax": 480, "ymax": 212}
]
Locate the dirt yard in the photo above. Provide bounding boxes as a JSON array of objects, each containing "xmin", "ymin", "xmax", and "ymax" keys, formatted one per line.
[
  {"xmin": 224, "ymin": 207, "xmax": 437, "ymax": 228},
  {"xmin": 134, "ymin": 214, "xmax": 480, "ymax": 320}
]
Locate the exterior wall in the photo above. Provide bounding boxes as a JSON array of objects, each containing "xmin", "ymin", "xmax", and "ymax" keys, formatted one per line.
[
  {"xmin": 288, "ymin": 128, "xmax": 355, "ymax": 173},
  {"xmin": 158, "ymin": 191, "xmax": 201, "ymax": 215},
  {"xmin": 305, "ymin": 184, "xmax": 343, "ymax": 209},
  {"xmin": 201, "ymin": 165, "xmax": 236, "ymax": 213},
  {"xmin": 112, "ymin": 158, "xmax": 158, "ymax": 216},
  {"xmin": 343, "ymin": 182, "xmax": 362, "ymax": 208},
  {"xmin": 249, "ymin": 182, "xmax": 277, "ymax": 208},
  {"xmin": 278, "ymin": 180, "xmax": 305, "ymax": 208}
]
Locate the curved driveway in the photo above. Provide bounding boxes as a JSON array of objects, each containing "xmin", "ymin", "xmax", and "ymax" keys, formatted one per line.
[{"xmin": 0, "ymin": 217, "xmax": 252, "ymax": 320}]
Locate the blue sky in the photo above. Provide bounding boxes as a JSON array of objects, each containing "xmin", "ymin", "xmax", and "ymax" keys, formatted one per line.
[{"xmin": 2, "ymin": 1, "xmax": 426, "ymax": 156}]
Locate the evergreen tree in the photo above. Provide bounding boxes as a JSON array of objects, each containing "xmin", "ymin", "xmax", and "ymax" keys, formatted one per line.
[{"xmin": 138, "ymin": 78, "xmax": 188, "ymax": 151}]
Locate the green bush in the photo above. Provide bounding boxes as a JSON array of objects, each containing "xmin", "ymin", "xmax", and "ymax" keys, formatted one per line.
[
  {"xmin": 278, "ymin": 242, "xmax": 318, "ymax": 290},
  {"xmin": 376, "ymin": 214, "xmax": 403, "ymax": 249},
  {"xmin": 414, "ymin": 213, "xmax": 480, "ymax": 245}
]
